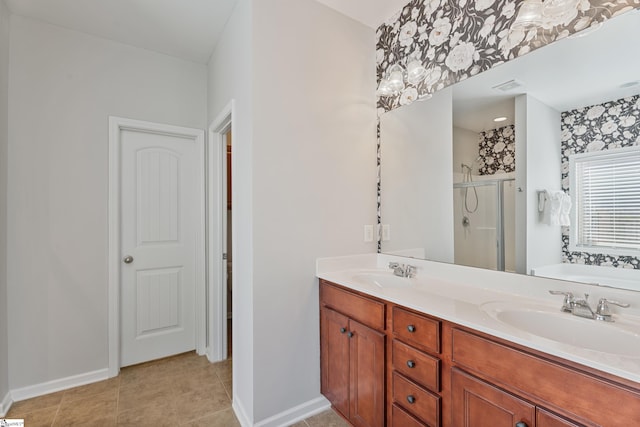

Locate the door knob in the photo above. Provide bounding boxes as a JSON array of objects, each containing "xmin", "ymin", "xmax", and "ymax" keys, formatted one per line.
[{"xmin": 123, "ymin": 255, "xmax": 134, "ymax": 264}]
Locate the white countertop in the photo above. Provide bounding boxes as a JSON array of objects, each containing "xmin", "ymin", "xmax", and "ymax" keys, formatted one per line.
[{"xmin": 316, "ymin": 253, "xmax": 640, "ymax": 384}]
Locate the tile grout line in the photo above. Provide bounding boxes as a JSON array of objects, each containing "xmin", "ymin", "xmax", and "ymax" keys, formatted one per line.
[
  {"xmin": 115, "ymin": 378, "xmax": 121, "ymax": 426},
  {"xmin": 49, "ymin": 395, "xmax": 62, "ymax": 427}
]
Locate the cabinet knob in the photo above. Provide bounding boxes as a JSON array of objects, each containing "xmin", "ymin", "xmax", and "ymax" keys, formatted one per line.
[
  {"xmin": 340, "ymin": 327, "xmax": 347, "ymax": 334},
  {"xmin": 406, "ymin": 395, "xmax": 416, "ymax": 404},
  {"xmin": 515, "ymin": 422, "xmax": 528, "ymax": 427},
  {"xmin": 347, "ymin": 332, "xmax": 354, "ymax": 338},
  {"xmin": 406, "ymin": 360, "xmax": 416, "ymax": 368},
  {"xmin": 407, "ymin": 325, "xmax": 416, "ymax": 333}
]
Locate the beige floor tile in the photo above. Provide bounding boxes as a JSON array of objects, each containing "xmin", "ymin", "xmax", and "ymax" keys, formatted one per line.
[
  {"xmin": 169, "ymin": 382, "xmax": 231, "ymax": 424},
  {"xmin": 221, "ymin": 380, "xmax": 232, "ymax": 400},
  {"xmin": 304, "ymin": 409, "xmax": 351, "ymax": 427},
  {"xmin": 7, "ymin": 406, "xmax": 58, "ymax": 427},
  {"xmin": 62, "ymin": 377, "xmax": 120, "ymax": 403},
  {"xmin": 213, "ymin": 360, "xmax": 232, "ymax": 383},
  {"xmin": 116, "ymin": 401, "xmax": 182, "ymax": 427},
  {"xmin": 182, "ymin": 408, "xmax": 240, "ymax": 427},
  {"xmin": 7, "ymin": 391, "xmax": 65, "ymax": 417},
  {"xmin": 4, "ymin": 353, "xmax": 337, "ymax": 427},
  {"xmin": 117, "ymin": 376, "xmax": 177, "ymax": 412},
  {"xmin": 52, "ymin": 389, "xmax": 118, "ymax": 427}
]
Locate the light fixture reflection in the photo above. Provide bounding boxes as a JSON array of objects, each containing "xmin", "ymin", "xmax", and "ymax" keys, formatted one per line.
[
  {"xmin": 511, "ymin": 0, "xmax": 585, "ymax": 30},
  {"xmin": 512, "ymin": 0, "xmax": 544, "ymax": 29},
  {"xmin": 377, "ymin": 59, "xmax": 430, "ymax": 98},
  {"xmin": 406, "ymin": 59, "xmax": 428, "ymax": 85},
  {"xmin": 387, "ymin": 64, "xmax": 405, "ymax": 94}
]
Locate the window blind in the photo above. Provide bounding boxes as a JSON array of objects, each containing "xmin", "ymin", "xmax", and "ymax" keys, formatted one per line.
[{"xmin": 572, "ymin": 147, "xmax": 640, "ymax": 252}]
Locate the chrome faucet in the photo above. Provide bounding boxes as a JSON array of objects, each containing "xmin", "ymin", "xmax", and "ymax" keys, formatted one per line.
[
  {"xmin": 388, "ymin": 262, "xmax": 416, "ymax": 278},
  {"xmin": 572, "ymin": 293, "xmax": 596, "ymax": 319},
  {"xmin": 549, "ymin": 291, "xmax": 630, "ymax": 322}
]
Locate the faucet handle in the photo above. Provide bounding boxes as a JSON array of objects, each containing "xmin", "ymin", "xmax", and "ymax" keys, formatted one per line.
[
  {"xmin": 405, "ymin": 265, "xmax": 417, "ymax": 278},
  {"xmin": 595, "ymin": 298, "xmax": 630, "ymax": 322},
  {"xmin": 549, "ymin": 290, "xmax": 575, "ymax": 313},
  {"xmin": 389, "ymin": 262, "xmax": 400, "ymax": 269}
]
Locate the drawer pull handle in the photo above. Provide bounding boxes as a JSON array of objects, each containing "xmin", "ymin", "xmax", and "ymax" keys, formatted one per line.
[
  {"xmin": 406, "ymin": 360, "xmax": 416, "ymax": 368},
  {"xmin": 340, "ymin": 327, "xmax": 347, "ymax": 334},
  {"xmin": 406, "ymin": 395, "xmax": 416, "ymax": 404},
  {"xmin": 407, "ymin": 325, "xmax": 416, "ymax": 333},
  {"xmin": 515, "ymin": 423, "xmax": 528, "ymax": 427}
]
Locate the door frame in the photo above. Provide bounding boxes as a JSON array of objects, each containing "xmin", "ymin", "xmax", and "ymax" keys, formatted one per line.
[
  {"xmin": 206, "ymin": 101, "xmax": 234, "ymax": 362},
  {"xmin": 108, "ymin": 116, "xmax": 206, "ymax": 377}
]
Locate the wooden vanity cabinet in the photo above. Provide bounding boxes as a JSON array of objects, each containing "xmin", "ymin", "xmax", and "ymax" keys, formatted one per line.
[
  {"xmin": 451, "ymin": 328, "xmax": 640, "ymax": 426},
  {"xmin": 452, "ymin": 368, "xmax": 535, "ymax": 427},
  {"xmin": 320, "ymin": 280, "xmax": 386, "ymax": 427},
  {"xmin": 389, "ymin": 306, "xmax": 442, "ymax": 426},
  {"xmin": 319, "ymin": 279, "xmax": 640, "ymax": 427}
]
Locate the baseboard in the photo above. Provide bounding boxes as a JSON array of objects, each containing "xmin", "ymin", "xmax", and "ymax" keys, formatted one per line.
[
  {"xmin": 233, "ymin": 397, "xmax": 252, "ymax": 427},
  {"xmin": 10, "ymin": 368, "xmax": 110, "ymax": 402},
  {"xmin": 0, "ymin": 391, "xmax": 12, "ymax": 417},
  {"xmin": 254, "ymin": 396, "xmax": 330, "ymax": 427}
]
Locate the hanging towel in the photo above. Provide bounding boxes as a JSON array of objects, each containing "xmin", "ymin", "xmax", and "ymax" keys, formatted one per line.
[
  {"xmin": 560, "ymin": 192, "xmax": 571, "ymax": 226},
  {"xmin": 547, "ymin": 191, "xmax": 564, "ymax": 226}
]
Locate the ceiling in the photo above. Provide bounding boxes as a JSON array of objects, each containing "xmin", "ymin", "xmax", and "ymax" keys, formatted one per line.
[
  {"xmin": 4, "ymin": 0, "xmax": 238, "ymax": 64},
  {"xmin": 4, "ymin": 0, "xmax": 408, "ymax": 64},
  {"xmin": 313, "ymin": 0, "xmax": 409, "ymax": 28}
]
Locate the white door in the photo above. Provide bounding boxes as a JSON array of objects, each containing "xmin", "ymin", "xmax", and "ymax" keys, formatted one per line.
[{"xmin": 119, "ymin": 122, "xmax": 203, "ymax": 367}]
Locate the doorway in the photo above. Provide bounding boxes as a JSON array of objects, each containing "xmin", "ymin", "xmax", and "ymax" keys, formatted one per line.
[
  {"xmin": 225, "ymin": 130, "xmax": 233, "ymax": 358},
  {"xmin": 108, "ymin": 117, "xmax": 206, "ymax": 375},
  {"xmin": 207, "ymin": 101, "xmax": 234, "ymax": 363}
]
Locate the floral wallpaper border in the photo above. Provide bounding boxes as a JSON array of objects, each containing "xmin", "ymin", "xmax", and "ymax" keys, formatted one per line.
[
  {"xmin": 560, "ymin": 94, "xmax": 640, "ymax": 269},
  {"xmin": 376, "ymin": 0, "xmax": 639, "ymax": 113}
]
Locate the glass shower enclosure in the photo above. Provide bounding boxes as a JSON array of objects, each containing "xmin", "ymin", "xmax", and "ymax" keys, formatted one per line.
[{"xmin": 453, "ymin": 177, "xmax": 515, "ymax": 272}]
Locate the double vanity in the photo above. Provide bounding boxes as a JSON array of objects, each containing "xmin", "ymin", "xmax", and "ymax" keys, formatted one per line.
[{"xmin": 317, "ymin": 254, "xmax": 640, "ymax": 426}]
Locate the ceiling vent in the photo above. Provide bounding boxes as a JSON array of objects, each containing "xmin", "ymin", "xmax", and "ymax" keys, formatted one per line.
[{"xmin": 492, "ymin": 79, "xmax": 525, "ymax": 92}]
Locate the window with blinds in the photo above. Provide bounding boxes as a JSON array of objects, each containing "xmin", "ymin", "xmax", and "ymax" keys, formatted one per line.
[{"xmin": 569, "ymin": 146, "xmax": 640, "ymax": 255}]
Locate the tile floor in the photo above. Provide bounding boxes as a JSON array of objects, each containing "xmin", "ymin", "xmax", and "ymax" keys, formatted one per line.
[{"xmin": 6, "ymin": 352, "xmax": 349, "ymax": 427}]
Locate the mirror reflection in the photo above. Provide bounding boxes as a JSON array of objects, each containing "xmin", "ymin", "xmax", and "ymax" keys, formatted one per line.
[{"xmin": 379, "ymin": 11, "xmax": 640, "ymax": 290}]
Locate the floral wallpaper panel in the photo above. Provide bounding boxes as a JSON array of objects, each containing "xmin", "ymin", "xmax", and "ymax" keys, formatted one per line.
[
  {"xmin": 478, "ymin": 125, "xmax": 515, "ymax": 175},
  {"xmin": 560, "ymin": 94, "xmax": 640, "ymax": 269}
]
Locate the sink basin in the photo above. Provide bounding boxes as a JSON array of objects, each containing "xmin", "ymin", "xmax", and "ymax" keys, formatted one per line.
[
  {"xmin": 353, "ymin": 273, "xmax": 412, "ymax": 289},
  {"xmin": 481, "ymin": 302, "xmax": 640, "ymax": 358}
]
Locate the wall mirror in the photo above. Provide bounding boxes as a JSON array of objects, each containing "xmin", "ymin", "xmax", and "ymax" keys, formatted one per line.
[{"xmin": 379, "ymin": 10, "xmax": 640, "ymax": 290}]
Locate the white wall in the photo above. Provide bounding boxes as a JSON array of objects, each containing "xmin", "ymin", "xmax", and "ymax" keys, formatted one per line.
[
  {"xmin": 453, "ymin": 126, "xmax": 479, "ymax": 176},
  {"xmin": 0, "ymin": 0, "xmax": 10, "ymax": 412},
  {"xmin": 515, "ymin": 94, "xmax": 562, "ymax": 274},
  {"xmin": 7, "ymin": 16, "xmax": 207, "ymax": 390},
  {"xmin": 380, "ymin": 88, "xmax": 454, "ymax": 262},
  {"xmin": 207, "ymin": 0, "xmax": 255, "ymax": 422},
  {"xmin": 251, "ymin": 0, "xmax": 377, "ymax": 422}
]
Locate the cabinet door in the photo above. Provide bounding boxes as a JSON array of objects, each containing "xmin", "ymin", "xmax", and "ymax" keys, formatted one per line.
[
  {"xmin": 349, "ymin": 319, "xmax": 386, "ymax": 427},
  {"xmin": 452, "ymin": 368, "xmax": 535, "ymax": 427},
  {"xmin": 321, "ymin": 308, "xmax": 350, "ymax": 418},
  {"xmin": 537, "ymin": 409, "xmax": 582, "ymax": 427}
]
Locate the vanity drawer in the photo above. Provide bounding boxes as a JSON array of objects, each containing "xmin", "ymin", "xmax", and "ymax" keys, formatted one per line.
[
  {"xmin": 392, "ymin": 339, "xmax": 440, "ymax": 392},
  {"xmin": 392, "ymin": 372, "xmax": 440, "ymax": 427},
  {"xmin": 392, "ymin": 306, "xmax": 440, "ymax": 354},
  {"xmin": 391, "ymin": 403, "xmax": 427, "ymax": 427},
  {"xmin": 451, "ymin": 328, "xmax": 640, "ymax": 425},
  {"xmin": 320, "ymin": 280, "xmax": 385, "ymax": 330}
]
